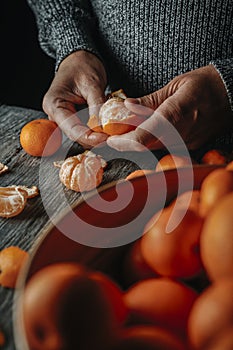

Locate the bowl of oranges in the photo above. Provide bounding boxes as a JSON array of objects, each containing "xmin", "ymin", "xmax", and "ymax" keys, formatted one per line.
[{"xmin": 14, "ymin": 155, "xmax": 233, "ymax": 350}]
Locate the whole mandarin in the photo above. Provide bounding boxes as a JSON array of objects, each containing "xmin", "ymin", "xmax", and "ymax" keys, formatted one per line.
[
  {"xmin": 141, "ymin": 206, "xmax": 203, "ymax": 278},
  {"xmin": 201, "ymin": 149, "xmax": 227, "ymax": 165},
  {"xmin": 200, "ymin": 191, "xmax": 233, "ymax": 281},
  {"xmin": 20, "ymin": 119, "xmax": 62, "ymax": 157},
  {"xmin": 188, "ymin": 279, "xmax": 233, "ymax": 349},
  {"xmin": 199, "ymin": 168, "xmax": 233, "ymax": 217},
  {"xmin": 124, "ymin": 277, "xmax": 198, "ymax": 338},
  {"xmin": 155, "ymin": 154, "xmax": 195, "ymax": 172}
]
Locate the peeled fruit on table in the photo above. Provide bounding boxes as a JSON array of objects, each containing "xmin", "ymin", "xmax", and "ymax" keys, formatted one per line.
[
  {"xmin": 141, "ymin": 206, "xmax": 203, "ymax": 278},
  {"xmin": 23, "ymin": 263, "xmax": 128, "ymax": 350},
  {"xmin": 0, "ymin": 186, "xmax": 39, "ymax": 218},
  {"xmin": 0, "ymin": 246, "xmax": 29, "ymax": 288},
  {"xmin": 124, "ymin": 277, "xmax": 198, "ymax": 338},
  {"xmin": 200, "ymin": 191, "xmax": 233, "ymax": 281},
  {"xmin": 87, "ymin": 89, "xmax": 145, "ymax": 136},
  {"xmin": 111, "ymin": 326, "xmax": 185, "ymax": 350},
  {"xmin": 0, "ymin": 186, "xmax": 27, "ymax": 218},
  {"xmin": 199, "ymin": 168, "xmax": 233, "ymax": 217},
  {"xmin": 188, "ymin": 278, "xmax": 233, "ymax": 349},
  {"xmin": 58, "ymin": 151, "xmax": 107, "ymax": 192}
]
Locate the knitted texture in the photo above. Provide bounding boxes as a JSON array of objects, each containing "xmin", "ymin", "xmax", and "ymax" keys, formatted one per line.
[{"xmin": 28, "ymin": 0, "xmax": 233, "ymax": 111}]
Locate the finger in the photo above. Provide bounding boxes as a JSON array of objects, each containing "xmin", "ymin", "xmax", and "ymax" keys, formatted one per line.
[
  {"xmin": 45, "ymin": 100, "xmax": 107, "ymax": 148},
  {"xmin": 107, "ymin": 107, "xmax": 186, "ymax": 152},
  {"xmin": 106, "ymin": 114, "xmax": 165, "ymax": 152},
  {"xmin": 85, "ymin": 86, "xmax": 107, "ymax": 116},
  {"xmin": 124, "ymin": 98, "xmax": 154, "ymax": 116}
]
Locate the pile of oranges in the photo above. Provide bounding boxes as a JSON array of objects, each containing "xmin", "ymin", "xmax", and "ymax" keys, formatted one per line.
[{"xmin": 22, "ymin": 156, "xmax": 233, "ymax": 350}]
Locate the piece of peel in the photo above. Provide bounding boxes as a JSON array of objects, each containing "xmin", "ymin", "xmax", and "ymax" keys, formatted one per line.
[
  {"xmin": 0, "ymin": 163, "xmax": 8, "ymax": 175},
  {"xmin": 14, "ymin": 186, "xmax": 39, "ymax": 199},
  {"xmin": 87, "ymin": 114, "xmax": 104, "ymax": 133}
]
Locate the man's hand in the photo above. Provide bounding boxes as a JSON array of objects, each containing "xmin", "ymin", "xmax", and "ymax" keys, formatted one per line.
[
  {"xmin": 43, "ymin": 50, "xmax": 108, "ymax": 149},
  {"xmin": 107, "ymin": 65, "xmax": 233, "ymax": 151}
]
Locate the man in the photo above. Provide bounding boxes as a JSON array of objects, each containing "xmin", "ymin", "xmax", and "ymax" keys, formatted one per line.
[{"xmin": 28, "ymin": 0, "xmax": 233, "ymax": 151}]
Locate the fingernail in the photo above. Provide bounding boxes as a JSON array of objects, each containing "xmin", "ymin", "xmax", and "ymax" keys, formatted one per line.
[{"xmin": 125, "ymin": 98, "xmax": 140, "ymax": 104}]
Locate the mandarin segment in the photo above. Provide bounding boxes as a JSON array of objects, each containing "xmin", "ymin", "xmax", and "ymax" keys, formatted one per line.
[
  {"xmin": 0, "ymin": 187, "xmax": 27, "ymax": 218},
  {"xmin": 0, "ymin": 246, "xmax": 29, "ymax": 288}
]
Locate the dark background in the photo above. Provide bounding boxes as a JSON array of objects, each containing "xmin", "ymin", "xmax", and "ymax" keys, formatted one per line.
[{"xmin": 1, "ymin": 0, "xmax": 54, "ymax": 110}]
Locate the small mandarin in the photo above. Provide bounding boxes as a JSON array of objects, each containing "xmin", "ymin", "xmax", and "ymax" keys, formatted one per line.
[
  {"xmin": 199, "ymin": 168, "xmax": 233, "ymax": 217},
  {"xmin": 155, "ymin": 154, "xmax": 194, "ymax": 172},
  {"xmin": 0, "ymin": 246, "xmax": 29, "ymax": 288},
  {"xmin": 20, "ymin": 119, "xmax": 62, "ymax": 157},
  {"xmin": 188, "ymin": 279, "xmax": 233, "ymax": 349},
  {"xmin": 200, "ymin": 191, "xmax": 233, "ymax": 281},
  {"xmin": 201, "ymin": 149, "xmax": 227, "ymax": 165}
]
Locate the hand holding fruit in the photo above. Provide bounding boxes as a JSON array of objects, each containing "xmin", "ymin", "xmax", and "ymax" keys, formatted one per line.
[
  {"xmin": 107, "ymin": 65, "xmax": 233, "ymax": 151},
  {"xmin": 42, "ymin": 50, "xmax": 108, "ymax": 149}
]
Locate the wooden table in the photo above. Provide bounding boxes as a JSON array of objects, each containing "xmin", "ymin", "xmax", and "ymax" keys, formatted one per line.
[{"xmin": 0, "ymin": 104, "xmax": 164, "ymax": 349}]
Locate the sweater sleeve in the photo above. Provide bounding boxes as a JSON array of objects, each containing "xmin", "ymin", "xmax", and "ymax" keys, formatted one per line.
[
  {"xmin": 27, "ymin": 0, "xmax": 100, "ymax": 70},
  {"xmin": 210, "ymin": 58, "xmax": 233, "ymax": 113}
]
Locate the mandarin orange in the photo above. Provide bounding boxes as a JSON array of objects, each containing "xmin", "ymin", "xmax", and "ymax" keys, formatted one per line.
[
  {"xmin": 20, "ymin": 119, "xmax": 62, "ymax": 157},
  {"xmin": 155, "ymin": 154, "xmax": 195, "ymax": 172},
  {"xmin": 201, "ymin": 149, "xmax": 227, "ymax": 165},
  {"xmin": 199, "ymin": 168, "xmax": 233, "ymax": 217},
  {"xmin": 200, "ymin": 191, "xmax": 233, "ymax": 281}
]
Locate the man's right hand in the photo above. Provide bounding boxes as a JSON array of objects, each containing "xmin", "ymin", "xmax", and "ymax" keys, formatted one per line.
[{"xmin": 43, "ymin": 50, "xmax": 108, "ymax": 149}]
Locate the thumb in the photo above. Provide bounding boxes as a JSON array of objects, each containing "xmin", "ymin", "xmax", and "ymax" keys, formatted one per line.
[
  {"xmin": 86, "ymin": 87, "xmax": 107, "ymax": 116},
  {"xmin": 124, "ymin": 87, "xmax": 168, "ymax": 116}
]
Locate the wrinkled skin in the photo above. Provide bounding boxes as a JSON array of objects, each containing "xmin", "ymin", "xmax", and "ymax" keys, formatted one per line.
[
  {"xmin": 43, "ymin": 52, "xmax": 233, "ymax": 151},
  {"xmin": 43, "ymin": 50, "xmax": 108, "ymax": 149},
  {"xmin": 107, "ymin": 65, "xmax": 233, "ymax": 151}
]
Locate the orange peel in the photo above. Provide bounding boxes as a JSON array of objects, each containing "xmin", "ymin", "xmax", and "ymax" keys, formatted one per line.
[{"xmin": 0, "ymin": 163, "xmax": 8, "ymax": 175}]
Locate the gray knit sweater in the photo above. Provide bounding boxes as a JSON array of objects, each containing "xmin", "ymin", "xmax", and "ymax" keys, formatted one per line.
[{"xmin": 28, "ymin": 0, "xmax": 233, "ymax": 112}]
